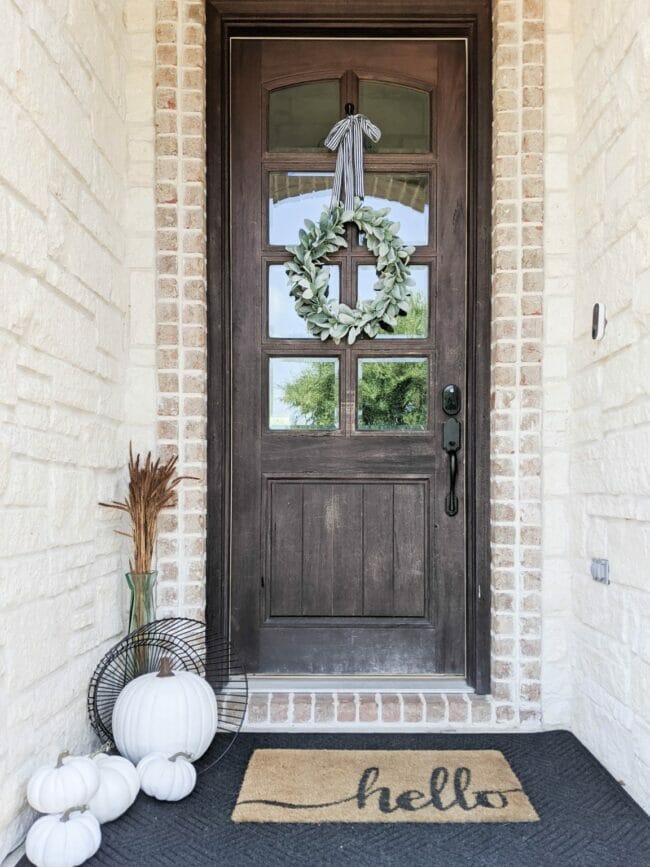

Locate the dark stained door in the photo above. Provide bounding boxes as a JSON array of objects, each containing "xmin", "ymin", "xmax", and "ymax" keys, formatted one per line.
[{"xmin": 230, "ymin": 39, "xmax": 467, "ymax": 674}]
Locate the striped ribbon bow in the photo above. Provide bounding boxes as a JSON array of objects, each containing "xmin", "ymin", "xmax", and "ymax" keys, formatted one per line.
[{"xmin": 324, "ymin": 114, "xmax": 381, "ymax": 210}]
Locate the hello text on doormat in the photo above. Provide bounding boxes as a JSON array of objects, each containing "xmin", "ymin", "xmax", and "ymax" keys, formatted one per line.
[{"xmin": 232, "ymin": 750, "xmax": 539, "ymax": 823}]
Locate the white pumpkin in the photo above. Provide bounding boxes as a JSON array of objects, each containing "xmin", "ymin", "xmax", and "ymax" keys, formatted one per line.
[
  {"xmin": 86, "ymin": 754, "xmax": 139, "ymax": 824},
  {"xmin": 26, "ymin": 807, "xmax": 101, "ymax": 867},
  {"xmin": 112, "ymin": 656, "xmax": 218, "ymax": 764},
  {"xmin": 137, "ymin": 752, "xmax": 197, "ymax": 801},
  {"xmin": 27, "ymin": 753, "xmax": 100, "ymax": 815}
]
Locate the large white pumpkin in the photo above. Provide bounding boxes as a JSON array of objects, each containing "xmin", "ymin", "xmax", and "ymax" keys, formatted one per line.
[
  {"xmin": 87, "ymin": 754, "xmax": 140, "ymax": 824},
  {"xmin": 137, "ymin": 752, "xmax": 197, "ymax": 801},
  {"xmin": 112, "ymin": 657, "xmax": 218, "ymax": 764},
  {"xmin": 26, "ymin": 807, "xmax": 101, "ymax": 867},
  {"xmin": 27, "ymin": 753, "xmax": 100, "ymax": 815}
]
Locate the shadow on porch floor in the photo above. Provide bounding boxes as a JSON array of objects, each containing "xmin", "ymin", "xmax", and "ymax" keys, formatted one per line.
[{"xmin": 20, "ymin": 731, "xmax": 650, "ymax": 867}]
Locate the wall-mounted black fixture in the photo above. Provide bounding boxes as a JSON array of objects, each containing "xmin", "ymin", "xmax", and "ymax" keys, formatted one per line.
[{"xmin": 592, "ymin": 302, "xmax": 607, "ymax": 340}]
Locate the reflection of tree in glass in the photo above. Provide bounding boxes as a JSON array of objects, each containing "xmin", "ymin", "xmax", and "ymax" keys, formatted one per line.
[
  {"xmin": 281, "ymin": 291, "xmax": 428, "ymax": 430},
  {"xmin": 283, "ymin": 363, "xmax": 337, "ymax": 429},
  {"xmin": 358, "ymin": 360, "xmax": 427, "ymax": 430}
]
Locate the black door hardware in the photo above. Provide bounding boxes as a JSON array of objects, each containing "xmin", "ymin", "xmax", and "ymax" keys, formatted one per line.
[{"xmin": 442, "ymin": 385, "xmax": 461, "ymax": 517}]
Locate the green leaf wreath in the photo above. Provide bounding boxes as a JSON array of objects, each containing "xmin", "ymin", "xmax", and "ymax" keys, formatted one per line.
[{"xmin": 284, "ymin": 197, "xmax": 416, "ymax": 344}]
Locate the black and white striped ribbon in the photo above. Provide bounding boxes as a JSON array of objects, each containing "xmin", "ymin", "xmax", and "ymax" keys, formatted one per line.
[{"xmin": 324, "ymin": 114, "xmax": 381, "ymax": 210}]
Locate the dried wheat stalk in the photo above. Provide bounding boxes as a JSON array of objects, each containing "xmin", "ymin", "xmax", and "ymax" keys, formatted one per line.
[{"xmin": 100, "ymin": 445, "xmax": 197, "ymax": 573}]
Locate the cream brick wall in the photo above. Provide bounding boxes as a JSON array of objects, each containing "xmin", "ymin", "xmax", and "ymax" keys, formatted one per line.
[
  {"xmin": 0, "ymin": 0, "xmax": 156, "ymax": 858},
  {"xmin": 568, "ymin": 0, "xmax": 650, "ymax": 812},
  {"xmin": 541, "ymin": 0, "xmax": 575, "ymax": 728},
  {"xmin": 544, "ymin": 0, "xmax": 650, "ymax": 813}
]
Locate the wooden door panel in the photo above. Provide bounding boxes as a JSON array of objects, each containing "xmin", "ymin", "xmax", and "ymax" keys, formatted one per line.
[
  {"xmin": 267, "ymin": 479, "xmax": 427, "ymax": 618},
  {"xmin": 230, "ymin": 37, "xmax": 467, "ymax": 675}
]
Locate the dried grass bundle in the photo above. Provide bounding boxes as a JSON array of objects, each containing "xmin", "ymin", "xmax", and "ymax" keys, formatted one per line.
[{"xmin": 100, "ymin": 445, "xmax": 196, "ymax": 573}]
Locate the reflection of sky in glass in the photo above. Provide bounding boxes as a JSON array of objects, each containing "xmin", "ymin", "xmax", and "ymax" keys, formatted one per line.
[
  {"xmin": 357, "ymin": 265, "xmax": 429, "ymax": 338},
  {"xmin": 269, "ymin": 358, "xmax": 339, "ymax": 430},
  {"xmin": 269, "ymin": 172, "xmax": 429, "ymax": 247},
  {"xmin": 268, "ymin": 265, "xmax": 340, "ymax": 338},
  {"xmin": 269, "ymin": 174, "xmax": 333, "ymax": 245},
  {"xmin": 361, "ymin": 200, "xmax": 428, "ymax": 247}
]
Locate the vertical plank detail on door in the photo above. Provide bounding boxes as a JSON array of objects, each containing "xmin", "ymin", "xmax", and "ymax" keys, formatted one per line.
[
  {"xmin": 302, "ymin": 483, "xmax": 335, "ymax": 615},
  {"xmin": 362, "ymin": 484, "xmax": 395, "ymax": 616},
  {"xmin": 393, "ymin": 483, "xmax": 426, "ymax": 616},
  {"xmin": 269, "ymin": 483, "xmax": 303, "ymax": 616},
  {"xmin": 332, "ymin": 484, "xmax": 364, "ymax": 615}
]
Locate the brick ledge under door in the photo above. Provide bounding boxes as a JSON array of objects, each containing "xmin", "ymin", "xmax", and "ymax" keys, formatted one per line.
[{"xmin": 242, "ymin": 691, "xmax": 533, "ymax": 729}]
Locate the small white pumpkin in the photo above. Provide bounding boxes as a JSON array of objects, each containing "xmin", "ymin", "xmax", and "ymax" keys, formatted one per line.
[
  {"xmin": 27, "ymin": 753, "xmax": 100, "ymax": 815},
  {"xmin": 26, "ymin": 806, "xmax": 101, "ymax": 867},
  {"xmin": 86, "ymin": 753, "xmax": 139, "ymax": 824},
  {"xmin": 137, "ymin": 751, "xmax": 197, "ymax": 801},
  {"xmin": 112, "ymin": 656, "xmax": 218, "ymax": 764}
]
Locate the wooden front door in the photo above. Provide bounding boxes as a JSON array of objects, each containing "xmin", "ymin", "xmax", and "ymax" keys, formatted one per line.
[{"xmin": 229, "ymin": 38, "xmax": 467, "ymax": 675}]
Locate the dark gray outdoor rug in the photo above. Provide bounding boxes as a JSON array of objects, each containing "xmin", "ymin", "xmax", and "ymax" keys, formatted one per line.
[{"xmin": 20, "ymin": 731, "xmax": 650, "ymax": 866}]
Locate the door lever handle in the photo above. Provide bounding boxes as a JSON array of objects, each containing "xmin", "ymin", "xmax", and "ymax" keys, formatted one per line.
[
  {"xmin": 443, "ymin": 417, "xmax": 461, "ymax": 516},
  {"xmin": 441, "ymin": 384, "xmax": 461, "ymax": 517}
]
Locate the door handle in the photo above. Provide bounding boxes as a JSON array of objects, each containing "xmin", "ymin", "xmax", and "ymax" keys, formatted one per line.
[{"xmin": 442, "ymin": 385, "xmax": 461, "ymax": 517}]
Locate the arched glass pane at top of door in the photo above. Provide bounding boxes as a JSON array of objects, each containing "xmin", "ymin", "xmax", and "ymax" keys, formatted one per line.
[
  {"xmin": 269, "ymin": 80, "xmax": 340, "ymax": 152},
  {"xmin": 359, "ymin": 81, "xmax": 431, "ymax": 153}
]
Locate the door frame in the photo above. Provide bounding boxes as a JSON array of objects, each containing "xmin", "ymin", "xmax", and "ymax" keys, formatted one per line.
[{"xmin": 205, "ymin": 0, "xmax": 492, "ymax": 693}]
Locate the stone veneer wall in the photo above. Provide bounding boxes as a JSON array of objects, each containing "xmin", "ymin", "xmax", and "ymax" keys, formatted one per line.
[
  {"xmin": 566, "ymin": 0, "xmax": 650, "ymax": 811},
  {"xmin": 540, "ymin": 0, "xmax": 574, "ymax": 729},
  {"xmin": 152, "ymin": 0, "xmax": 546, "ymax": 731},
  {"xmin": 0, "ymin": 0, "xmax": 156, "ymax": 858},
  {"xmin": 543, "ymin": 0, "xmax": 650, "ymax": 814}
]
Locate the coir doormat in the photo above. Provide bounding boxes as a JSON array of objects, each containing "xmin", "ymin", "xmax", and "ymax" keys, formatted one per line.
[{"xmin": 232, "ymin": 749, "xmax": 539, "ymax": 823}]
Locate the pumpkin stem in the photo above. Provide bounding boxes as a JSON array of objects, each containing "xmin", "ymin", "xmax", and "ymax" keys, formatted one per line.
[
  {"xmin": 61, "ymin": 806, "xmax": 87, "ymax": 822},
  {"xmin": 55, "ymin": 751, "xmax": 71, "ymax": 768},
  {"xmin": 157, "ymin": 656, "xmax": 175, "ymax": 678},
  {"xmin": 169, "ymin": 752, "xmax": 193, "ymax": 762}
]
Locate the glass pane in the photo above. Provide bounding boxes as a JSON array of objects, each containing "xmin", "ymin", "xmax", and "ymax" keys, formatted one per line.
[
  {"xmin": 357, "ymin": 358, "xmax": 428, "ymax": 431},
  {"xmin": 269, "ymin": 265, "xmax": 340, "ymax": 338},
  {"xmin": 362, "ymin": 173, "xmax": 429, "ymax": 247},
  {"xmin": 269, "ymin": 172, "xmax": 334, "ymax": 245},
  {"xmin": 269, "ymin": 358, "xmax": 339, "ymax": 430},
  {"xmin": 359, "ymin": 81, "xmax": 430, "ymax": 153},
  {"xmin": 357, "ymin": 265, "xmax": 428, "ymax": 338},
  {"xmin": 269, "ymin": 81, "xmax": 340, "ymax": 152}
]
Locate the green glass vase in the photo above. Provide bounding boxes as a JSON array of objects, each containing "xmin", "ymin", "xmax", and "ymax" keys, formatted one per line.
[{"xmin": 126, "ymin": 571, "xmax": 157, "ymax": 635}]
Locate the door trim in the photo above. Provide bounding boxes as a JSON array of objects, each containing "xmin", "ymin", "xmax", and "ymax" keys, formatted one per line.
[{"xmin": 205, "ymin": 0, "xmax": 492, "ymax": 693}]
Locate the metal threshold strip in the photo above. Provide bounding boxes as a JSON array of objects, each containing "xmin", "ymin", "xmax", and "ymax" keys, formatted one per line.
[{"xmin": 248, "ymin": 676, "xmax": 473, "ymax": 693}]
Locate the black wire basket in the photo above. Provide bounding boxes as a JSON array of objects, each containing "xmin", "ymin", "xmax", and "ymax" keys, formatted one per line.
[{"xmin": 88, "ymin": 618, "xmax": 248, "ymax": 773}]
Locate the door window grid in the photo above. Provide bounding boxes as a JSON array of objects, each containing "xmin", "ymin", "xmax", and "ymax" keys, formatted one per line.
[{"xmin": 265, "ymin": 75, "xmax": 435, "ymax": 434}]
